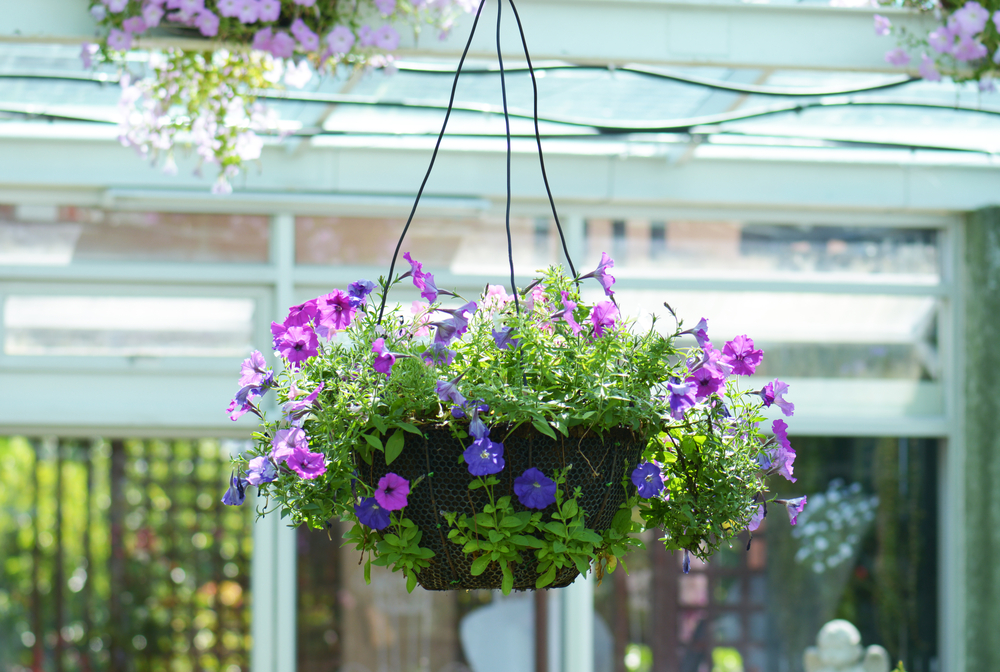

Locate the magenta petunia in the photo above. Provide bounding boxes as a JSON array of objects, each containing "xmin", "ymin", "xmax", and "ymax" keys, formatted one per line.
[
  {"xmin": 238, "ymin": 350, "xmax": 272, "ymax": 388},
  {"xmin": 769, "ymin": 419, "xmax": 796, "ymax": 483},
  {"xmin": 284, "ymin": 300, "xmax": 319, "ymax": 329},
  {"xmin": 271, "ymin": 427, "xmax": 309, "ymax": 463},
  {"xmin": 686, "ymin": 366, "xmax": 724, "ymax": 400},
  {"xmin": 590, "ymin": 300, "xmax": 618, "ymax": 337},
  {"xmin": 315, "ymin": 289, "xmax": 355, "ymax": 336},
  {"xmin": 682, "ymin": 317, "xmax": 710, "ymax": 348},
  {"xmin": 284, "ymin": 382, "xmax": 324, "ymax": 425},
  {"xmin": 778, "ymin": 496, "xmax": 807, "ymax": 525},
  {"xmin": 371, "ymin": 338, "xmax": 396, "ymax": 377},
  {"xmin": 559, "ymin": 291, "xmax": 582, "ymax": 336},
  {"xmin": 403, "ymin": 252, "xmax": 440, "ymax": 303},
  {"xmin": 721, "ymin": 335, "xmax": 763, "ymax": 376},
  {"xmin": 374, "ymin": 472, "xmax": 410, "ymax": 510},
  {"xmin": 275, "ymin": 325, "xmax": 319, "ymax": 367},
  {"xmin": 287, "ymin": 447, "xmax": 326, "ymax": 479},
  {"xmin": 759, "ymin": 379, "xmax": 794, "ymax": 417}
]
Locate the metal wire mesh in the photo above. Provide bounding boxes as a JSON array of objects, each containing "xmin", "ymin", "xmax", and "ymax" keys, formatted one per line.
[{"xmin": 355, "ymin": 426, "xmax": 642, "ymax": 591}]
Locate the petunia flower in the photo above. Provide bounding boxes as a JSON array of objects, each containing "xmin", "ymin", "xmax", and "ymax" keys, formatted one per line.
[
  {"xmin": 283, "ymin": 300, "xmax": 319, "ymax": 329},
  {"xmin": 355, "ymin": 497, "xmax": 391, "ymax": 530},
  {"xmin": 873, "ymin": 14, "xmax": 891, "ymax": 36},
  {"xmin": 284, "ymin": 382, "xmax": 325, "ymax": 425},
  {"xmin": 274, "ymin": 325, "xmax": 319, "ymax": 367},
  {"xmin": 252, "ymin": 27, "xmax": 274, "ymax": 51},
  {"xmin": 403, "ymin": 252, "xmax": 440, "ymax": 303},
  {"xmin": 680, "ymin": 317, "xmax": 710, "ymax": 348},
  {"xmin": 768, "ymin": 419, "xmax": 796, "ymax": 482},
  {"xmin": 222, "ymin": 472, "xmax": 247, "ymax": 506},
  {"xmin": 195, "ymin": 10, "xmax": 219, "ymax": 36},
  {"xmin": 374, "ymin": 473, "xmax": 410, "ymax": 510},
  {"xmin": 143, "ymin": 4, "xmax": 164, "ymax": 27},
  {"xmin": 747, "ymin": 503, "xmax": 765, "ymax": 532},
  {"xmin": 238, "ymin": 0, "xmax": 259, "ymax": 24},
  {"xmin": 467, "ymin": 404, "xmax": 489, "ymax": 440},
  {"xmin": 107, "ymin": 29, "xmax": 133, "ymax": 51},
  {"xmin": 287, "ymin": 447, "xmax": 326, "ymax": 479},
  {"xmin": 682, "ymin": 549, "xmax": 691, "ymax": 574},
  {"xmin": 885, "ymin": 47, "xmax": 910, "ymax": 66},
  {"xmin": 666, "ymin": 380, "xmax": 697, "ymax": 420},
  {"xmin": 272, "ymin": 427, "xmax": 309, "ymax": 464},
  {"xmin": 491, "ymin": 326, "xmax": 519, "ymax": 350},
  {"xmin": 315, "ymin": 290, "xmax": 355, "ymax": 336},
  {"xmin": 327, "ymin": 25, "xmax": 356, "ymax": 54},
  {"xmin": 291, "ymin": 18, "xmax": 319, "ymax": 51},
  {"xmin": 122, "ymin": 16, "xmax": 147, "ymax": 34},
  {"xmin": 721, "ymin": 335, "xmax": 763, "ymax": 376},
  {"xmin": 686, "ymin": 367, "xmax": 724, "ymax": 401},
  {"xmin": 580, "ymin": 252, "xmax": 615, "ymax": 298},
  {"xmin": 758, "ymin": 379, "xmax": 794, "ymax": 417},
  {"xmin": 514, "ymin": 468, "xmax": 557, "ymax": 509},
  {"xmin": 371, "ymin": 338, "xmax": 396, "ymax": 377},
  {"xmin": 590, "ymin": 300, "xmax": 618, "ymax": 337},
  {"xmin": 463, "ymin": 436, "xmax": 505, "ymax": 476},
  {"xmin": 374, "ymin": 0, "xmax": 396, "ymax": 15},
  {"xmin": 348, "ymin": 279, "xmax": 376, "ymax": 307},
  {"xmin": 373, "ymin": 25, "xmax": 400, "ymax": 51},
  {"xmin": 246, "ymin": 456, "xmax": 277, "ymax": 485},
  {"xmin": 776, "ymin": 496, "xmax": 807, "ymax": 525},
  {"xmin": 270, "ymin": 31, "xmax": 295, "ymax": 58},
  {"xmin": 238, "ymin": 350, "xmax": 273, "ymax": 388},
  {"xmin": 558, "ymin": 291, "xmax": 582, "ymax": 336},
  {"xmin": 952, "ymin": 1, "xmax": 989, "ymax": 35},
  {"xmin": 436, "ymin": 376, "xmax": 467, "ymax": 407},
  {"xmin": 432, "ymin": 302, "xmax": 478, "ymax": 345},
  {"xmin": 482, "ymin": 284, "xmax": 513, "ymax": 312},
  {"xmin": 258, "ymin": 0, "xmax": 281, "ymax": 22},
  {"xmin": 631, "ymin": 461, "xmax": 664, "ymax": 499},
  {"xmin": 421, "ymin": 342, "xmax": 456, "ymax": 367},
  {"xmin": 227, "ymin": 381, "xmax": 270, "ymax": 421},
  {"xmin": 918, "ymin": 53, "xmax": 942, "ymax": 81}
]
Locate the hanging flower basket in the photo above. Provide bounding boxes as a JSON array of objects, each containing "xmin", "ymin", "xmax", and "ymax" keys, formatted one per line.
[
  {"xmin": 354, "ymin": 425, "xmax": 643, "ymax": 590},
  {"xmin": 221, "ymin": 0, "xmax": 807, "ymax": 594}
]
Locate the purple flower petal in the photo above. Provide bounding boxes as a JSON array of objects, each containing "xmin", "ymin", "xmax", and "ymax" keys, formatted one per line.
[
  {"xmin": 721, "ymin": 335, "xmax": 763, "ymax": 377},
  {"xmin": 631, "ymin": 461, "xmax": 664, "ymax": 499},
  {"xmin": 375, "ymin": 472, "xmax": 410, "ymax": 511},
  {"xmin": 514, "ymin": 468, "xmax": 557, "ymax": 509},
  {"xmin": 463, "ymin": 437, "xmax": 505, "ymax": 476},
  {"xmin": 355, "ymin": 497, "xmax": 391, "ymax": 530}
]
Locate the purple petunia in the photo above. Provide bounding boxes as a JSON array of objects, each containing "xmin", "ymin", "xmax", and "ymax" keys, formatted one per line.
[
  {"xmin": 371, "ymin": 338, "xmax": 396, "ymax": 378},
  {"xmin": 284, "ymin": 300, "xmax": 319, "ymax": 329},
  {"xmin": 590, "ymin": 300, "xmax": 618, "ymax": 337},
  {"xmin": 631, "ymin": 461, "xmax": 664, "ymax": 499},
  {"xmin": 315, "ymin": 289, "xmax": 355, "ymax": 336},
  {"xmin": 436, "ymin": 377, "xmax": 467, "ymax": 407},
  {"xmin": 559, "ymin": 292, "xmax": 582, "ymax": 336},
  {"xmin": 463, "ymin": 436, "xmax": 505, "ymax": 476},
  {"xmin": 666, "ymin": 380, "xmax": 698, "ymax": 420},
  {"xmin": 355, "ymin": 497, "xmax": 391, "ymax": 530},
  {"xmin": 700, "ymin": 341, "xmax": 735, "ymax": 377},
  {"xmin": 373, "ymin": 24, "xmax": 400, "ymax": 51},
  {"xmin": 272, "ymin": 427, "xmax": 309, "ymax": 464},
  {"xmin": 327, "ymin": 25, "xmax": 356, "ymax": 54},
  {"xmin": 467, "ymin": 404, "xmax": 490, "ymax": 440},
  {"xmin": 252, "ymin": 27, "xmax": 273, "ymax": 51},
  {"xmin": 238, "ymin": 350, "xmax": 272, "ymax": 388},
  {"xmin": 286, "ymin": 447, "xmax": 326, "ymax": 479},
  {"xmin": 769, "ymin": 419, "xmax": 796, "ymax": 483},
  {"xmin": 270, "ymin": 31, "xmax": 295, "ymax": 58},
  {"xmin": 246, "ymin": 456, "xmax": 277, "ymax": 485},
  {"xmin": 403, "ymin": 252, "xmax": 440, "ymax": 303},
  {"xmin": 681, "ymin": 317, "xmax": 710, "ymax": 348},
  {"xmin": 347, "ymin": 279, "xmax": 376, "ymax": 307},
  {"xmin": 274, "ymin": 325, "xmax": 319, "ymax": 367},
  {"xmin": 686, "ymin": 367, "xmax": 724, "ymax": 401},
  {"xmin": 291, "ymin": 18, "xmax": 319, "ymax": 51},
  {"xmin": 284, "ymin": 382, "xmax": 325, "ymax": 426},
  {"xmin": 777, "ymin": 496, "xmax": 807, "ymax": 525},
  {"xmin": 583, "ymin": 252, "xmax": 616, "ymax": 298},
  {"xmin": 222, "ymin": 472, "xmax": 247, "ymax": 506},
  {"xmin": 421, "ymin": 343, "xmax": 456, "ymax": 367},
  {"xmin": 432, "ymin": 302, "xmax": 477, "ymax": 345},
  {"xmin": 491, "ymin": 326, "xmax": 520, "ymax": 351},
  {"xmin": 721, "ymin": 335, "xmax": 763, "ymax": 376},
  {"xmin": 374, "ymin": 473, "xmax": 410, "ymax": 511},
  {"xmin": 747, "ymin": 503, "xmax": 765, "ymax": 532},
  {"xmin": 759, "ymin": 379, "xmax": 794, "ymax": 417},
  {"xmin": 514, "ymin": 468, "xmax": 557, "ymax": 509}
]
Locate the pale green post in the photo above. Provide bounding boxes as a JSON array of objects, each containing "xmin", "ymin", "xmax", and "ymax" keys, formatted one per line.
[{"xmin": 964, "ymin": 207, "xmax": 1000, "ymax": 672}]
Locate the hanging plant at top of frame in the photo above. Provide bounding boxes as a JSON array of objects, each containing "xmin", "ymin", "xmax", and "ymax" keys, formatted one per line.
[
  {"xmin": 874, "ymin": 0, "xmax": 1000, "ymax": 88},
  {"xmin": 83, "ymin": 0, "xmax": 474, "ymax": 192}
]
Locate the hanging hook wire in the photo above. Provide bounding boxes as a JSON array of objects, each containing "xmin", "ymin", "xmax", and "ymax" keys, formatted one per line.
[
  {"xmin": 507, "ymin": 0, "xmax": 578, "ymax": 280},
  {"xmin": 377, "ymin": 0, "xmax": 489, "ymax": 324},
  {"xmin": 496, "ymin": 0, "xmax": 522, "ymax": 315}
]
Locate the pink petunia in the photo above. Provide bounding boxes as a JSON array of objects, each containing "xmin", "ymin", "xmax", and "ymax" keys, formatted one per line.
[
  {"xmin": 721, "ymin": 335, "xmax": 763, "ymax": 376},
  {"xmin": 287, "ymin": 447, "xmax": 327, "ymax": 479},
  {"xmin": 590, "ymin": 300, "xmax": 618, "ymax": 337},
  {"xmin": 374, "ymin": 472, "xmax": 410, "ymax": 510}
]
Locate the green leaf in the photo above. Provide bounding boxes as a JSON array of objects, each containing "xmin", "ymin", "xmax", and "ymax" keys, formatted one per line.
[
  {"xmin": 385, "ymin": 429, "xmax": 405, "ymax": 465},
  {"xmin": 531, "ymin": 418, "xmax": 557, "ymax": 440},
  {"xmin": 501, "ymin": 562, "xmax": 514, "ymax": 595},
  {"xmin": 574, "ymin": 529, "xmax": 603, "ymax": 544},
  {"xmin": 500, "ymin": 516, "xmax": 522, "ymax": 528},
  {"xmin": 463, "ymin": 541, "xmax": 480, "ymax": 554},
  {"xmin": 364, "ymin": 559, "xmax": 371, "ymax": 584},
  {"xmin": 362, "ymin": 433, "xmax": 384, "ymax": 453},
  {"xmin": 536, "ymin": 565, "xmax": 557, "ymax": 589},
  {"xmin": 397, "ymin": 422, "xmax": 423, "ymax": 436},
  {"xmin": 406, "ymin": 572, "xmax": 417, "ymax": 593},
  {"xmin": 474, "ymin": 513, "xmax": 495, "ymax": 529},
  {"xmin": 370, "ymin": 415, "xmax": 387, "ymax": 434},
  {"xmin": 552, "ymin": 540, "xmax": 566, "ymax": 554},
  {"xmin": 544, "ymin": 522, "xmax": 566, "ymax": 536},
  {"xmin": 468, "ymin": 480, "xmax": 484, "ymax": 490},
  {"xmin": 512, "ymin": 535, "xmax": 545, "ymax": 549},
  {"xmin": 470, "ymin": 555, "xmax": 491, "ymax": 576},
  {"xmin": 561, "ymin": 500, "xmax": 579, "ymax": 519}
]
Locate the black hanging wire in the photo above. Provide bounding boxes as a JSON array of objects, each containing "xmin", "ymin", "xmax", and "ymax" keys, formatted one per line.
[
  {"xmin": 376, "ymin": 0, "xmax": 489, "ymax": 324},
  {"xmin": 508, "ymin": 0, "xmax": 577, "ymax": 280},
  {"xmin": 495, "ymin": 0, "xmax": 521, "ymax": 315}
]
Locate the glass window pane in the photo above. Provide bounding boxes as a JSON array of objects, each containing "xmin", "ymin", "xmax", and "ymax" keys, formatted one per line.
[
  {"xmin": 0, "ymin": 205, "xmax": 269, "ymax": 264},
  {"xmin": 3, "ymin": 296, "xmax": 255, "ymax": 357}
]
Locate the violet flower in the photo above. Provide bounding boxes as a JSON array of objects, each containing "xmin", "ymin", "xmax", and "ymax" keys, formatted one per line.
[
  {"xmin": 777, "ymin": 496, "xmax": 807, "ymax": 525},
  {"xmin": 686, "ymin": 367, "xmax": 724, "ymax": 401},
  {"xmin": 327, "ymin": 25, "xmax": 356, "ymax": 54},
  {"xmin": 747, "ymin": 503, "xmax": 765, "ymax": 532},
  {"xmin": 371, "ymin": 338, "xmax": 396, "ymax": 378},
  {"xmin": 721, "ymin": 335, "xmax": 763, "ymax": 376},
  {"xmin": 272, "ymin": 427, "xmax": 309, "ymax": 464},
  {"xmin": 682, "ymin": 549, "xmax": 691, "ymax": 574},
  {"xmin": 700, "ymin": 341, "xmax": 735, "ymax": 377},
  {"xmin": 403, "ymin": 252, "xmax": 441, "ymax": 303},
  {"xmin": 286, "ymin": 447, "xmax": 326, "ymax": 480},
  {"xmin": 436, "ymin": 376, "xmax": 467, "ymax": 407},
  {"xmin": 769, "ymin": 419, "xmax": 797, "ymax": 483},
  {"xmin": 246, "ymin": 456, "xmax": 277, "ymax": 485},
  {"xmin": 284, "ymin": 383, "xmax": 325, "ymax": 426},
  {"xmin": 666, "ymin": 380, "xmax": 697, "ymax": 420},
  {"xmin": 374, "ymin": 473, "xmax": 410, "ymax": 511},
  {"xmin": 873, "ymin": 14, "xmax": 891, "ymax": 36},
  {"xmin": 356, "ymin": 497, "xmax": 391, "ymax": 530},
  {"xmin": 348, "ymin": 279, "xmax": 376, "ymax": 307},
  {"xmin": 238, "ymin": 350, "xmax": 273, "ymax": 388},
  {"xmin": 315, "ymin": 290, "xmax": 355, "ymax": 336},
  {"xmin": 580, "ymin": 252, "xmax": 616, "ymax": 298},
  {"xmin": 432, "ymin": 302, "xmax": 478, "ymax": 344},
  {"xmin": 758, "ymin": 379, "xmax": 795, "ymax": 417},
  {"xmin": 491, "ymin": 326, "xmax": 520, "ymax": 351},
  {"xmin": 590, "ymin": 301, "xmax": 618, "ymax": 337},
  {"xmin": 514, "ymin": 468, "xmax": 557, "ymax": 509},
  {"xmin": 222, "ymin": 472, "xmax": 247, "ymax": 506},
  {"xmin": 274, "ymin": 325, "xmax": 319, "ymax": 367},
  {"xmin": 463, "ymin": 436, "xmax": 505, "ymax": 476},
  {"xmin": 681, "ymin": 317, "xmax": 710, "ymax": 348},
  {"xmin": 468, "ymin": 404, "xmax": 490, "ymax": 440},
  {"xmin": 559, "ymin": 292, "xmax": 582, "ymax": 336},
  {"xmin": 284, "ymin": 300, "xmax": 319, "ymax": 329},
  {"xmin": 631, "ymin": 461, "xmax": 664, "ymax": 499},
  {"xmin": 422, "ymin": 343, "xmax": 456, "ymax": 367},
  {"xmin": 291, "ymin": 18, "xmax": 319, "ymax": 51},
  {"xmin": 227, "ymin": 383, "xmax": 268, "ymax": 421},
  {"xmin": 270, "ymin": 31, "xmax": 295, "ymax": 58}
]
